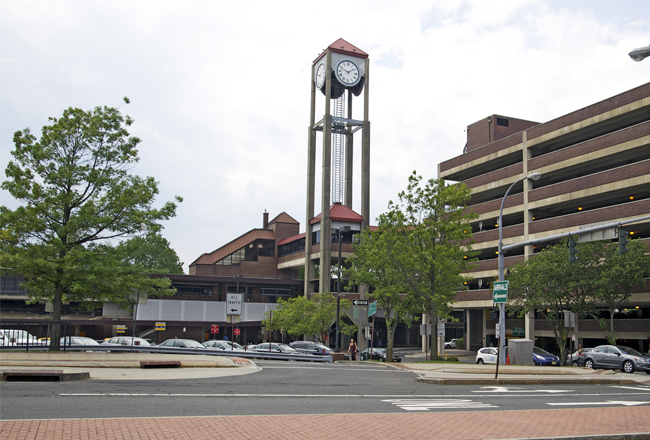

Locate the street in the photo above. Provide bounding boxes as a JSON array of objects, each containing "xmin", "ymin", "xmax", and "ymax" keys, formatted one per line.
[{"xmin": 1, "ymin": 360, "xmax": 649, "ymax": 420}]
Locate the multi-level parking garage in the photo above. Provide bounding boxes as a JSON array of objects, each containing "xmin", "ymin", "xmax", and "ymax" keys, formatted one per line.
[{"xmin": 438, "ymin": 82, "xmax": 650, "ymax": 353}]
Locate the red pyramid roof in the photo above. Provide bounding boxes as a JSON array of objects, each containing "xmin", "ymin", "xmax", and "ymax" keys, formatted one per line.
[
  {"xmin": 310, "ymin": 203, "xmax": 363, "ymax": 225},
  {"xmin": 314, "ymin": 38, "xmax": 368, "ymax": 64}
]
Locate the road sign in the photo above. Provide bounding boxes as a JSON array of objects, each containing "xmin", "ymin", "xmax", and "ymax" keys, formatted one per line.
[
  {"xmin": 493, "ymin": 281, "xmax": 509, "ymax": 303},
  {"xmin": 155, "ymin": 322, "xmax": 166, "ymax": 331},
  {"xmin": 116, "ymin": 325, "xmax": 127, "ymax": 334},
  {"xmin": 234, "ymin": 328, "xmax": 241, "ymax": 336},
  {"xmin": 352, "ymin": 299, "xmax": 368, "ymax": 306},
  {"xmin": 211, "ymin": 325, "xmax": 219, "ymax": 334},
  {"xmin": 437, "ymin": 323, "xmax": 445, "ymax": 337},
  {"xmin": 368, "ymin": 301, "xmax": 377, "ymax": 317},
  {"xmin": 419, "ymin": 324, "xmax": 431, "ymax": 335},
  {"xmin": 226, "ymin": 293, "xmax": 243, "ymax": 315}
]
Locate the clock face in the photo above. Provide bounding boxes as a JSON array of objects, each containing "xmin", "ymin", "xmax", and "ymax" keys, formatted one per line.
[
  {"xmin": 336, "ymin": 60, "xmax": 360, "ymax": 87},
  {"xmin": 315, "ymin": 63, "xmax": 325, "ymax": 89}
]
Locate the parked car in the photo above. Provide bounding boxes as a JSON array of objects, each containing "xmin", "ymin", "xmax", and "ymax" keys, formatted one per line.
[
  {"xmin": 0, "ymin": 329, "xmax": 44, "ymax": 347},
  {"xmin": 203, "ymin": 340, "xmax": 244, "ymax": 351},
  {"xmin": 102, "ymin": 337, "xmax": 152, "ymax": 346},
  {"xmin": 249, "ymin": 343, "xmax": 302, "ymax": 354},
  {"xmin": 577, "ymin": 345, "xmax": 650, "ymax": 374},
  {"xmin": 444, "ymin": 339, "xmax": 457, "ymax": 349},
  {"xmin": 158, "ymin": 339, "xmax": 206, "ymax": 349},
  {"xmin": 567, "ymin": 348, "xmax": 593, "ymax": 366},
  {"xmin": 533, "ymin": 346, "xmax": 560, "ymax": 366},
  {"xmin": 476, "ymin": 347, "xmax": 498, "ymax": 364},
  {"xmin": 60, "ymin": 336, "xmax": 100, "ymax": 346},
  {"xmin": 360, "ymin": 348, "xmax": 401, "ymax": 362},
  {"xmin": 289, "ymin": 341, "xmax": 333, "ymax": 356}
]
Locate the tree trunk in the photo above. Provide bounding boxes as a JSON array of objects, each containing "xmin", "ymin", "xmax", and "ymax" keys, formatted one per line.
[
  {"xmin": 386, "ymin": 317, "xmax": 399, "ymax": 361},
  {"xmin": 49, "ymin": 283, "xmax": 63, "ymax": 351},
  {"xmin": 429, "ymin": 312, "xmax": 439, "ymax": 360}
]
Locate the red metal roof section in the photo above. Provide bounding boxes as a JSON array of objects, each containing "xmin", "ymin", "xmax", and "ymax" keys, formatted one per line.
[
  {"xmin": 313, "ymin": 38, "xmax": 369, "ymax": 64},
  {"xmin": 277, "ymin": 232, "xmax": 306, "ymax": 246},
  {"xmin": 310, "ymin": 203, "xmax": 363, "ymax": 225},
  {"xmin": 269, "ymin": 212, "xmax": 299, "ymax": 225},
  {"xmin": 190, "ymin": 229, "xmax": 275, "ymax": 266}
]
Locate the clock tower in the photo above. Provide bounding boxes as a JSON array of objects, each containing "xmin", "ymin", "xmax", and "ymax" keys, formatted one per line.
[{"xmin": 304, "ymin": 38, "xmax": 370, "ymax": 296}]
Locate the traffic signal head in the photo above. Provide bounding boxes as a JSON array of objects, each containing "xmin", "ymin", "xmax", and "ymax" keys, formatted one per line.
[
  {"xmin": 568, "ymin": 237, "xmax": 579, "ymax": 263},
  {"xmin": 619, "ymin": 229, "xmax": 629, "ymax": 255}
]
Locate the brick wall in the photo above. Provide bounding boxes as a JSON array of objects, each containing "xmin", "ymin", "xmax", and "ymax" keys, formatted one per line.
[{"xmin": 463, "ymin": 162, "xmax": 523, "ymax": 190}]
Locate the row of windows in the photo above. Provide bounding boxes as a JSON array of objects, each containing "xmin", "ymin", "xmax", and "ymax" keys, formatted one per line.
[
  {"xmin": 311, "ymin": 230, "xmax": 358, "ymax": 245},
  {"xmin": 215, "ymin": 240, "xmax": 276, "ymax": 266}
]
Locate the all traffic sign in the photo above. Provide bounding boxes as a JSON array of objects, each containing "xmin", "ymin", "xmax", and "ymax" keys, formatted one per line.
[
  {"xmin": 493, "ymin": 281, "xmax": 509, "ymax": 303},
  {"xmin": 352, "ymin": 299, "xmax": 368, "ymax": 306},
  {"xmin": 234, "ymin": 328, "xmax": 241, "ymax": 336}
]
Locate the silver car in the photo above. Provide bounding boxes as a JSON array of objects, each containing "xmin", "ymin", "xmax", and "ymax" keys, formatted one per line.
[{"xmin": 578, "ymin": 345, "xmax": 650, "ymax": 374}]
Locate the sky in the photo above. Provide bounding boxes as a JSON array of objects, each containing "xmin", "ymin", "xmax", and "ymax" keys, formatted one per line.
[{"xmin": 1, "ymin": 0, "xmax": 649, "ymax": 273}]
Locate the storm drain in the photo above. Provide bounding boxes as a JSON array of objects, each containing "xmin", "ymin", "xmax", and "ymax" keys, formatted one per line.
[{"xmin": 140, "ymin": 360, "xmax": 181, "ymax": 369}]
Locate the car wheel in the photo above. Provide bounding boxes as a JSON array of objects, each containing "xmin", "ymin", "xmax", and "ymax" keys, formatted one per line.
[
  {"xmin": 645, "ymin": 370, "xmax": 650, "ymax": 375},
  {"xmin": 622, "ymin": 360, "xmax": 635, "ymax": 374},
  {"xmin": 584, "ymin": 359, "xmax": 595, "ymax": 369},
  {"xmin": 572, "ymin": 361, "xmax": 577, "ymax": 366},
  {"xmin": 477, "ymin": 359, "xmax": 484, "ymax": 364}
]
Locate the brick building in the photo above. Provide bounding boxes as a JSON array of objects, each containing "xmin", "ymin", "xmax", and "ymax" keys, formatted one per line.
[{"xmin": 438, "ymin": 82, "xmax": 650, "ymax": 353}]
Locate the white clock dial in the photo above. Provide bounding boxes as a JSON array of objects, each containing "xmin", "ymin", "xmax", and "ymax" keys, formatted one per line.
[
  {"xmin": 315, "ymin": 63, "xmax": 325, "ymax": 89},
  {"xmin": 336, "ymin": 60, "xmax": 360, "ymax": 86}
]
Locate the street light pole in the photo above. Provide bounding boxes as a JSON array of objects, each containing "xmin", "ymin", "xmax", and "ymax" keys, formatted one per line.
[{"xmin": 497, "ymin": 172, "xmax": 541, "ymax": 365}]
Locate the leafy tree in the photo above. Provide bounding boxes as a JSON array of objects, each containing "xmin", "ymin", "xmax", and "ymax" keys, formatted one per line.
[
  {"xmin": 507, "ymin": 240, "xmax": 573, "ymax": 364},
  {"xmin": 352, "ymin": 172, "xmax": 476, "ymax": 360},
  {"xmin": 263, "ymin": 292, "xmax": 356, "ymax": 344},
  {"xmin": 568, "ymin": 238, "xmax": 649, "ymax": 344},
  {"xmin": 0, "ymin": 100, "xmax": 182, "ymax": 350},
  {"xmin": 118, "ymin": 231, "xmax": 184, "ymax": 274},
  {"xmin": 346, "ymin": 215, "xmax": 421, "ymax": 361}
]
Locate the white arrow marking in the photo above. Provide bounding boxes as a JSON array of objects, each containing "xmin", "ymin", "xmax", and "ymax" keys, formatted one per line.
[
  {"xmin": 474, "ymin": 386, "xmax": 571, "ymax": 394},
  {"xmin": 547, "ymin": 401, "xmax": 649, "ymax": 407},
  {"xmin": 609, "ymin": 386, "xmax": 650, "ymax": 392}
]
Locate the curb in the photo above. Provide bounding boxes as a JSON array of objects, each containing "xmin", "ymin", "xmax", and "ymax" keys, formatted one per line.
[
  {"xmin": 417, "ymin": 377, "xmax": 640, "ymax": 385},
  {"xmin": 2, "ymin": 369, "xmax": 90, "ymax": 381}
]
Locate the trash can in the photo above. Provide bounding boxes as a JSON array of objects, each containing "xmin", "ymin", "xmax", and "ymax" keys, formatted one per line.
[{"xmin": 360, "ymin": 352, "xmax": 368, "ymax": 361}]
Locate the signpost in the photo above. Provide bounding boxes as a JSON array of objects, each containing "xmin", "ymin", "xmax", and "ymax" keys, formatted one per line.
[{"xmin": 226, "ymin": 294, "xmax": 243, "ymax": 315}]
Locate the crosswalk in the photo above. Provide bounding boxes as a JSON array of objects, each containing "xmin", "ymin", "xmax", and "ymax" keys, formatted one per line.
[{"xmin": 382, "ymin": 398, "xmax": 497, "ymax": 411}]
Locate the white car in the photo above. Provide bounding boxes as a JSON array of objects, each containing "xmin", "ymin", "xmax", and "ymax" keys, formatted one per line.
[
  {"xmin": 0, "ymin": 329, "xmax": 42, "ymax": 347},
  {"xmin": 444, "ymin": 339, "xmax": 457, "ymax": 349},
  {"xmin": 476, "ymin": 347, "xmax": 498, "ymax": 364},
  {"xmin": 102, "ymin": 336, "xmax": 152, "ymax": 346}
]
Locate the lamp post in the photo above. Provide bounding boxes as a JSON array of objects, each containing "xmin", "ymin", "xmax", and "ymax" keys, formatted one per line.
[
  {"xmin": 335, "ymin": 226, "xmax": 351, "ymax": 352},
  {"xmin": 497, "ymin": 172, "xmax": 541, "ymax": 364},
  {"xmin": 629, "ymin": 44, "xmax": 650, "ymax": 62}
]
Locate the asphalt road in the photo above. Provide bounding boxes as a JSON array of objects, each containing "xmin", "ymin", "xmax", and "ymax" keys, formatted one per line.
[{"xmin": 1, "ymin": 360, "xmax": 649, "ymax": 420}]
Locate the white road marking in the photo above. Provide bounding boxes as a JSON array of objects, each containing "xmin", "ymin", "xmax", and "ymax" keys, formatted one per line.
[
  {"xmin": 547, "ymin": 401, "xmax": 649, "ymax": 407},
  {"xmin": 382, "ymin": 399, "xmax": 496, "ymax": 411},
  {"xmin": 474, "ymin": 386, "xmax": 571, "ymax": 394},
  {"xmin": 609, "ymin": 386, "xmax": 650, "ymax": 391}
]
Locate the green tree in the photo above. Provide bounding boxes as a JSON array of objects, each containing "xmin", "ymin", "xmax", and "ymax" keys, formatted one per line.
[
  {"xmin": 507, "ymin": 240, "xmax": 574, "ymax": 365},
  {"xmin": 355, "ymin": 172, "xmax": 476, "ymax": 360},
  {"xmin": 0, "ymin": 100, "xmax": 182, "ymax": 350},
  {"xmin": 118, "ymin": 231, "xmax": 184, "ymax": 274},
  {"xmin": 346, "ymin": 216, "xmax": 421, "ymax": 361},
  {"xmin": 263, "ymin": 292, "xmax": 356, "ymax": 344},
  {"xmin": 569, "ymin": 238, "xmax": 649, "ymax": 344}
]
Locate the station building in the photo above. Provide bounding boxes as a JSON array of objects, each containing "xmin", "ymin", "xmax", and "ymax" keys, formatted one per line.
[{"xmin": 438, "ymin": 82, "xmax": 650, "ymax": 353}]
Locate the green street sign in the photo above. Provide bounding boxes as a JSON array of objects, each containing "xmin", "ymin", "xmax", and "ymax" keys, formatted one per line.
[
  {"xmin": 368, "ymin": 301, "xmax": 377, "ymax": 317},
  {"xmin": 493, "ymin": 281, "xmax": 509, "ymax": 303}
]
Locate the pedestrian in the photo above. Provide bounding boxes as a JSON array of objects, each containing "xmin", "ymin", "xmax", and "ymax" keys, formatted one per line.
[
  {"xmin": 223, "ymin": 335, "xmax": 228, "ymax": 341},
  {"xmin": 578, "ymin": 344, "xmax": 584, "ymax": 355},
  {"xmin": 348, "ymin": 338, "xmax": 358, "ymax": 361},
  {"xmin": 378, "ymin": 339, "xmax": 382, "ymax": 348}
]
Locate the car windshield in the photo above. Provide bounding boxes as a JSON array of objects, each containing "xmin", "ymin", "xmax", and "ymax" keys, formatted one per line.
[
  {"xmin": 533, "ymin": 347, "xmax": 551, "ymax": 355},
  {"xmin": 618, "ymin": 346, "xmax": 643, "ymax": 356}
]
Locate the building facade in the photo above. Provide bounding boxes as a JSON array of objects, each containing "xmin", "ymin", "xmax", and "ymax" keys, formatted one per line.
[{"xmin": 438, "ymin": 82, "xmax": 650, "ymax": 353}]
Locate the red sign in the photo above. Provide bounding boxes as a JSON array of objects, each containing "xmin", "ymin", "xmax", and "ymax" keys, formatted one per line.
[
  {"xmin": 234, "ymin": 328, "xmax": 241, "ymax": 336},
  {"xmin": 211, "ymin": 325, "xmax": 219, "ymax": 334}
]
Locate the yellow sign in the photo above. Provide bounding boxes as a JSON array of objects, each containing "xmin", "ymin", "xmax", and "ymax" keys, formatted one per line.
[{"xmin": 155, "ymin": 322, "xmax": 166, "ymax": 331}]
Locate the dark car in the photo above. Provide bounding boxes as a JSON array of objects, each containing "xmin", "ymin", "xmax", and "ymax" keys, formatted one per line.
[
  {"xmin": 158, "ymin": 339, "xmax": 206, "ymax": 349},
  {"xmin": 578, "ymin": 345, "xmax": 650, "ymax": 374},
  {"xmin": 533, "ymin": 347, "xmax": 560, "ymax": 366},
  {"xmin": 361, "ymin": 348, "xmax": 401, "ymax": 362},
  {"xmin": 289, "ymin": 341, "xmax": 333, "ymax": 356}
]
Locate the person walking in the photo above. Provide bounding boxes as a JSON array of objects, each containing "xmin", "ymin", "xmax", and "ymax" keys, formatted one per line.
[{"xmin": 348, "ymin": 339, "xmax": 358, "ymax": 361}]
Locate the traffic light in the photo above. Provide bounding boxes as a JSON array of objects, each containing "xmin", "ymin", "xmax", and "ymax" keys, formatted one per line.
[
  {"xmin": 618, "ymin": 229, "xmax": 629, "ymax": 255},
  {"xmin": 568, "ymin": 237, "xmax": 579, "ymax": 263}
]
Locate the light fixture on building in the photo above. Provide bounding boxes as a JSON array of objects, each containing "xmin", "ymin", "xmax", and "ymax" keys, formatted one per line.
[
  {"xmin": 629, "ymin": 44, "xmax": 650, "ymax": 62},
  {"xmin": 578, "ymin": 207, "xmax": 583, "ymax": 211},
  {"xmin": 630, "ymin": 196, "xmax": 634, "ymax": 200}
]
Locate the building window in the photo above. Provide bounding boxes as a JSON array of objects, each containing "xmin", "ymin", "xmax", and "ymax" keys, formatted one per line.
[
  {"xmin": 312, "ymin": 230, "xmax": 320, "ymax": 245},
  {"xmin": 496, "ymin": 117, "xmax": 509, "ymax": 127},
  {"xmin": 278, "ymin": 238, "xmax": 305, "ymax": 257}
]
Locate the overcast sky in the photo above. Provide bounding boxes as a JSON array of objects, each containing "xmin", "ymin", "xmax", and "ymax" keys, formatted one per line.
[{"xmin": 1, "ymin": 0, "xmax": 648, "ymax": 272}]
